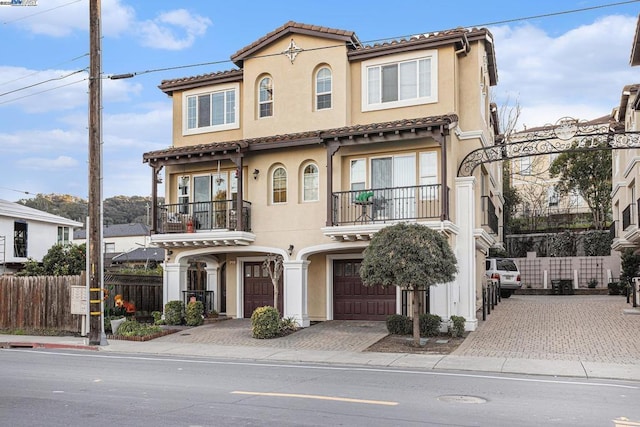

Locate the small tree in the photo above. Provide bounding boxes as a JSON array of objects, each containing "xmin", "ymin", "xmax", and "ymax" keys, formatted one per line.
[
  {"xmin": 16, "ymin": 243, "xmax": 86, "ymax": 276},
  {"xmin": 620, "ymin": 249, "xmax": 640, "ymax": 293},
  {"xmin": 360, "ymin": 223, "xmax": 458, "ymax": 346},
  {"xmin": 262, "ymin": 254, "xmax": 283, "ymax": 312}
]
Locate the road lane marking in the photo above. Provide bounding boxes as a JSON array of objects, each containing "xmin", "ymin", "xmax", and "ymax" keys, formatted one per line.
[{"xmin": 231, "ymin": 391, "xmax": 398, "ymax": 406}]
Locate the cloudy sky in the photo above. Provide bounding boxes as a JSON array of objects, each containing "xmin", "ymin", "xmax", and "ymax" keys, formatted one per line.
[{"xmin": 0, "ymin": 0, "xmax": 638, "ymax": 201}]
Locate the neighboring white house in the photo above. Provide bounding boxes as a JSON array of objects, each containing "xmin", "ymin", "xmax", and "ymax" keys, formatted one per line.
[
  {"xmin": 73, "ymin": 222, "xmax": 152, "ymax": 257},
  {"xmin": 0, "ymin": 199, "xmax": 83, "ymax": 274}
]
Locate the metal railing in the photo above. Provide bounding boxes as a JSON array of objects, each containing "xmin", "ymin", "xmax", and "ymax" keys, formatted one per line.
[
  {"xmin": 331, "ymin": 184, "xmax": 445, "ymax": 226},
  {"xmin": 481, "ymin": 196, "xmax": 499, "ymax": 235},
  {"xmin": 182, "ymin": 290, "xmax": 215, "ymax": 314},
  {"xmin": 156, "ymin": 200, "xmax": 251, "ymax": 233}
]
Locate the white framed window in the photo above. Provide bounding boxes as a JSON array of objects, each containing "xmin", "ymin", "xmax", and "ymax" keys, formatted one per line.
[
  {"xmin": 316, "ymin": 67, "xmax": 332, "ymax": 110},
  {"xmin": 361, "ymin": 50, "xmax": 437, "ymax": 112},
  {"xmin": 548, "ymin": 186, "xmax": 559, "ymax": 207},
  {"xmin": 104, "ymin": 242, "xmax": 116, "ymax": 253},
  {"xmin": 259, "ymin": 76, "xmax": 273, "ymax": 118},
  {"xmin": 183, "ymin": 83, "xmax": 239, "ymax": 135},
  {"xmin": 302, "ymin": 163, "xmax": 319, "ymax": 202},
  {"xmin": 419, "ymin": 151, "xmax": 438, "ymax": 199},
  {"xmin": 272, "ymin": 167, "xmax": 287, "ymax": 204},
  {"xmin": 520, "ymin": 157, "xmax": 531, "ymax": 176},
  {"xmin": 350, "ymin": 159, "xmax": 366, "ymax": 192},
  {"xmin": 57, "ymin": 226, "xmax": 70, "ymax": 245},
  {"xmin": 178, "ymin": 176, "xmax": 190, "ymax": 214}
]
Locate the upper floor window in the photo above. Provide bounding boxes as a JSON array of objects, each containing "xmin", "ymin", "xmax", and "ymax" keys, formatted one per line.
[
  {"xmin": 362, "ymin": 50, "xmax": 437, "ymax": 112},
  {"xmin": 14, "ymin": 221, "xmax": 27, "ymax": 258},
  {"xmin": 316, "ymin": 67, "xmax": 332, "ymax": 110},
  {"xmin": 272, "ymin": 167, "xmax": 287, "ymax": 203},
  {"xmin": 104, "ymin": 242, "xmax": 116, "ymax": 253},
  {"xmin": 420, "ymin": 152, "xmax": 438, "ymax": 199},
  {"xmin": 178, "ymin": 176, "xmax": 190, "ymax": 214},
  {"xmin": 520, "ymin": 157, "xmax": 531, "ymax": 176},
  {"xmin": 184, "ymin": 84, "xmax": 238, "ymax": 135},
  {"xmin": 350, "ymin": 159, "xmax": 366, "ymax": 192},
  {"xmin": 303, "ymin": 163, "xmax": 319, "ymax": 202},
  {"xmin": 57, "ymin": 226, "xmax": 70, "ymax": 245},
  {"xmin": 259, "ymin": 76, "xmax": 273, "ymax": 118}
]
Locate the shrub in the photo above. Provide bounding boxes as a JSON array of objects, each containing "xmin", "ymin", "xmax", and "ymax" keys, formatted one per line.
[
  {"xmin": 116, "ymin": 319, "xmax": 162, "ymax": 337},
  {"xmin": 449, "ymin": 315, "xmax": 466, "ymax": 338},
  {"xmin": 164, "ymin": 300, "xmax": 185, "ymax": 325},
  {"xmin": 386, "ymin": 314, "xmax": 412, "ymax": 335},
  {"xmin": 185, "ymin": 301, "xmax": 204, "ymax": 326},
  {"xmin": 279, "ymin": 317, "xmax": 299, "ymax": 335},
  {"xmin": 151, "ymin": 311, "xmax": 163, "ymax": 325},
  {"xmin": 251, "ymin": 306, "xmax": 280, "ymax": 339},
  {"xmin": 419, "ymin": 313, "xmax": 442, "ymax": 337}
]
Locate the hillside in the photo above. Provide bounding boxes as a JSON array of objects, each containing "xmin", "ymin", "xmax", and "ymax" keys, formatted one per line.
[{"xmin": 16, "ymin": 194, "xmax": 165, "ymax": 226}]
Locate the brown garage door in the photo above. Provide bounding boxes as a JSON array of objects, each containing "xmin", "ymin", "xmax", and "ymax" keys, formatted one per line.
[
  {"xmin": 243, "ymin": 262, "xmax": 283, "ymax": 318},
  {"xmin": 333, "ymin": 259, "xmax": 396, "ymax": 321}
]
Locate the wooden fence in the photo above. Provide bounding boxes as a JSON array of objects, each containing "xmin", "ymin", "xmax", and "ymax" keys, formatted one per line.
[{"xmin": 0, "ymin": 274, "xmax": 163, "ymax": 332}]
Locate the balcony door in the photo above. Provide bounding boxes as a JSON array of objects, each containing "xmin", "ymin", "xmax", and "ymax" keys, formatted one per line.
[
  {"xmin": 193, "ymin": 175, "xmax": 212, "ymax": 230},
  {"xmin": 371, "ymin": 154, "xmax": 415, "ymax": 219},
  {"xmin": 192, "ymin": 172, "xmax": 237, "ymax": 230}
]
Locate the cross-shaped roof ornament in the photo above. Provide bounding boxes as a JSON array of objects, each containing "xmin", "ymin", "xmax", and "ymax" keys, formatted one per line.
[{"xmin": 283, "ymin": 38, "xmax": 303, "ymax": 63}]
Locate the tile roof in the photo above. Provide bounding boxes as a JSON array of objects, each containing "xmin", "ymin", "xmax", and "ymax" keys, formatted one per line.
[
  {"xmin": 159, "ymin": 69, "xmax": 242, "ymax": 95},
  {"xmin": 143, "ymin": 115, "xmax": 458, "ymax": 162}
]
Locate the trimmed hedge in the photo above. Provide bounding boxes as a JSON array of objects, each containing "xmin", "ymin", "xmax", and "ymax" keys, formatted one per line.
[
  {"xmin": 185, "ymin": 301, "xmax": 204, "ymax": 326},
  {"xmin": 164, "ymin": 300, "xmax": 185, "ymax": 325},
  {"xmin": 251, "ymin": 306, "xmax": 280, "ymax": 339}
]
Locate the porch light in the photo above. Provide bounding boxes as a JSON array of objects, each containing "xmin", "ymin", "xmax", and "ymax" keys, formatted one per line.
[
  {"xmin": 287, "ymin": 244, "xmax": 294, "ymax": 256},
  {"xmin": 253, "ymin": 169, "xmax": 260, "ymax": 180}
]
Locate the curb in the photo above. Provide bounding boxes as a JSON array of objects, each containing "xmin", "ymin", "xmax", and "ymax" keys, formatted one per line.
[{"xmin": 0, "ymin": 341, "xmax": 98, "ymax": 351}]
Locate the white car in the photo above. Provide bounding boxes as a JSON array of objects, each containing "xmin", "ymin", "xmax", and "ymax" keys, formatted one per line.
[{"xmin": 485, "ymin": 258, "xmax": 521, "ymax": 298}]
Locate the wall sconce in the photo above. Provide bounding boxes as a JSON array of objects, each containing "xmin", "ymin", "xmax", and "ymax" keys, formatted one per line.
[
  {"xmin": 287, "ymin": 244, "xmax": 294, "ymax": 256},
  {"xmin": 253, "ymin": 169, "xmax": 260, "ymax": 180}
]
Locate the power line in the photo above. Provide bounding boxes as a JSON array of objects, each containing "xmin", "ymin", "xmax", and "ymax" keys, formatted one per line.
[
  {"xmin": 0, "ymin": 186, "xmax": 33, "ymax": 196},
  {"xmin": 1, "ymin": 0, "xmax": 83, "ymax": 25},
  {"xmin": 0, "ymin": 69, "xmax": 86, "ymax": 97},
  {"xmin": 0, "ymin": 53, "xmax": 88, "ymax": 87},
  {"xmin": 0, "ymin": 78, "xmax": 86, "ymax": 106}
]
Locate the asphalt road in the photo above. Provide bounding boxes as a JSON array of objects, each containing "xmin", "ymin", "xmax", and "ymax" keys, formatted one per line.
[{"xmin": 1, "ymin": 349, "xmax": 639, "ymax": 426}]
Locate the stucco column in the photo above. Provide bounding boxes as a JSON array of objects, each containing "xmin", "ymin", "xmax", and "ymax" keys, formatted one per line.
[
  {"xmin": 455, "ymin": 176, "xmax": 478, "ymax": 331},
  {"xmin": 163, "ymin": 262, "xmax": 188, "ymax": 309},
  {"xmin": 205, "ymin": 265, "xmax": 219, "ymax": 313},
  {"xmin": 282, "ymin": 260, "xmax": 310, "ymax": 327}
]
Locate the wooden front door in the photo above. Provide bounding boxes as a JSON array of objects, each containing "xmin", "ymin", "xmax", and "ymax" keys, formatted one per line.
[
  {"xmin": 333, "ymin": 259, "xmax": 396, "ymax": 320},
  {"xmin": 243, "ymin": 261, "xmax": 283, "ymax": 318}
]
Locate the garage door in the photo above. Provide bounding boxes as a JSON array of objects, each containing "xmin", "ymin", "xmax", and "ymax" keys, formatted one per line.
[
  {"xmin": 333, "ymin": 259, "xmax": 396, "ymax": 320},
  {"xmin": 243, "ymin": 262, "xmax": 283, "ymax": 318}
]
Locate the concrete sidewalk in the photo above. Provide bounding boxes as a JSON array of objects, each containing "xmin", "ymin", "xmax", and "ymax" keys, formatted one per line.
[
  {"xmin": 2, "ymin": 295, "xmax": 639, "ymax": 382},
  {"xmin": 2, "ymin": 332, "xmax": 640, "ymax": 382}
]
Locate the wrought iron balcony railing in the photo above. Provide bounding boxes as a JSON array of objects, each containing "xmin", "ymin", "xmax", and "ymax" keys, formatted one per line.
[
  {"xmin": 156, "ymin": 200, "xmax": 251, "ymax": 233},
  {"xmin": 330, "ymin": 184, "xmax": 445, "ymax": 226}
]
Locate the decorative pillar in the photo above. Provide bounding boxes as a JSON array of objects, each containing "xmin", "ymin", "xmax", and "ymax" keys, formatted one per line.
[
  {"xmin": 164, "ymin": 262, "xmax": 188, "ymax": 309},
  {"xmin": 283, "ymin": 260, "xmax": 310, "ymax": 327},
  {"xmin": 455, "ymin": 176, "xmax": 478, "ymax": 331}
]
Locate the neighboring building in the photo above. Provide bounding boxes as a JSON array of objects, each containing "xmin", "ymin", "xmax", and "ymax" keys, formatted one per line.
[
  {"xmin": 0, "ymin": 199, "xmax": 83, "ymax": 274},
  {"xmin": 73, "ymin": 223, "xmax": 153, "ymax": 265},
  {"xmin": 110, "ymin": 246, "xmax": 165, "ymax": 270},
  {"xmin": 508, "ymin": 116, "xmax": 610, "ymax": 232},
  {"xmin": 142, "ymin": 22, "xmax": 502, "ymax": 329},
  {"xmin": 610, "ymin": 15, "xmax": 640, "ymax": 252}
]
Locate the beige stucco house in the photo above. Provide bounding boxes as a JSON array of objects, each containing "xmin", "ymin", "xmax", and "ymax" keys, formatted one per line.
[{"xmin": 143, "ymin": 22, "xmax": 502, "ymax": 330}]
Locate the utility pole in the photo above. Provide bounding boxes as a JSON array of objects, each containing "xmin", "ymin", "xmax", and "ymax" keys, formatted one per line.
[{"xmin": 88, "ymin": 0, "xmax": 105, "ymax": 345}]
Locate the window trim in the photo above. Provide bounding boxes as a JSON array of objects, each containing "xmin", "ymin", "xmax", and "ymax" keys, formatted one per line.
[
  {"xmin": 258, "ymin": 76, "xmax": 274, "ymax": 118},
  {"xmin": 57, "ymin": 226, "xmax": 70, "ymax": 245},
  {"xmin": 315, "ymin": 67, "xmax": 332, "ymax": 111},
  {"xmin": 271, "ymin": 166, "xmax": 287, "ymax": 204},
  {"xmin": 302, "ymin": 162, "xmax": 320, "ymax": 202},
  {"xmin": 361, "ymin": 50, "xmax": 438, "ymax": 112},
  {"xmin": 182, "ymin": 83, "xmax": 239, "ymax": 136}
]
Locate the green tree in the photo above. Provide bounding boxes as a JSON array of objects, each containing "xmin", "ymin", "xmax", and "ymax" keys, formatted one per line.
[
  {"xmin": 549, "ymin": 147, "xmax": 611, "ymax": 230},
  {"xmin": 360, "ymin": 223, "xmax": 458, "ymax": 346},
  {"xmin": 620, "ymin": 248, "xmax": 640, "ymax": 293},
  {"xmin": 17, "ymin": 243, "xmax": 86, "ymax": 276}
]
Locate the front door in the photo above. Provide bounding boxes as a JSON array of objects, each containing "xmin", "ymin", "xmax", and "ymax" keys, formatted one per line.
[{"xmin": 243, "ymin": 261, "xmax": 283, "ymax": 317}]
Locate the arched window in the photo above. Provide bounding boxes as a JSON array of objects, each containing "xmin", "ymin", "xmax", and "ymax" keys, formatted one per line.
[
  {"xmin": 316, "ymin": 67, "xmax": 332, "ymax": 110},
  {"xmin": 272, "ymin": 167, "xmax": 287, "ymax": 203},
  {"xmin": 259, "ymin": 77, "xmax": 273, "ymax": 118},
  {"xmin": 303, "ymin": 163, "xmax": 319, "ymax": 202}
]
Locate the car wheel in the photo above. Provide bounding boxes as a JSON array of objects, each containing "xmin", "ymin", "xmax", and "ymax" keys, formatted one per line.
[{"xmin": 500, "ymin": 290, "xmax": 512, "ymax": 298}]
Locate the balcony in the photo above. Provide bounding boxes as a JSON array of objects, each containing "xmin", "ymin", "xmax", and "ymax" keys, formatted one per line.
[
  {"xmin": 481, "ymin": 196, "xmax": 499, "ymax": 235},
  {"xmin": 323, "ymin": 184, "xmax": 456, "ymax": 241},
  {"xmin": 151, "ymin": 200, "xmax": 255, "ymax": 248}
]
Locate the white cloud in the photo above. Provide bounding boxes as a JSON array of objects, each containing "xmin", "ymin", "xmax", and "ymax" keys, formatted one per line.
[
  {"xmin": 136, "ymin": 9, "xmax": 212, "ymax": 50},
  {"xmin": 491, "ymin": 15, "xmax": 638, "ymax": 130},
  {"xmin": 0, "ymin": 128, "xmax": 86, "ymax": 154},
  {"xmin": 17, "ymin": 155, "xmax": 79, "ymax": 170}
]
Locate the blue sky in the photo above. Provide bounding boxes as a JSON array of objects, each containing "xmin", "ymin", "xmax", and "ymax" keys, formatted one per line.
[{"xmin": 0, "ymin": 0, "xmax": 638, "ymax": 202}]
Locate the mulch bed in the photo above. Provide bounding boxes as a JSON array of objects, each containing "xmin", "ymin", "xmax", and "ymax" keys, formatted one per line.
[
  {"xmin": 365, "ymin": 334, "xmax": 467, "ymax": 355},
  {"xmin": 107, "ymin": 328, "xmax": 180, "ymax": 342}
]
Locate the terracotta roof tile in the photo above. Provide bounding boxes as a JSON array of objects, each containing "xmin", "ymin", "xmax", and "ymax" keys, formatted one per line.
[{"xmin": 159, "ymin": 69, "xmax": 242, "ymax": 94}]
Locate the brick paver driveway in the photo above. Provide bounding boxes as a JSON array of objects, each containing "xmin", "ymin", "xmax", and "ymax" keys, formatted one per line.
[{"xmin": 453, "ymin": 295, "xmax": 640, "ymax": 364}]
